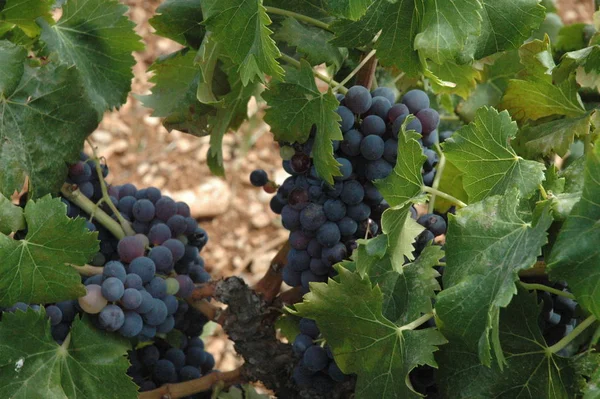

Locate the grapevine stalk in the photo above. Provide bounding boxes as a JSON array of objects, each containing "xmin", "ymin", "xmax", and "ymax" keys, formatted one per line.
[
  {"xmin": 546, "ymin": 315, "xmax": 597, "ymax": 354},
  {"xmin": 422, "ymin": 186, "xmax": 467, "ymax": 208},
  {"xmin": 87, "ymin": 139, "xmax": 136, "ymax": 236},
  {"xmin": 280, "ymin": 54, "xmax": 348, "ymax": 94},
  {"xmin": 519, "ymin": 282, "xmax": 575, "ymax": 300},
  {"xmin": 538, "ymin": 184, "xmax": 548, "ymax": 200},
  {"xmin": 428, "ymin": 142, "xmax": 447, "ymax": 213},
  {"xmin": 264, "ymin": 6, "xmax": 332, "ymax": 32},
  {"xmin": 61, "ymin": 184, "xmax": 126, "ymax": 240}
]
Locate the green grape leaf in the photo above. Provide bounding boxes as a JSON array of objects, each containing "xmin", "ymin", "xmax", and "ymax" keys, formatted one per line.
[
  {"xmin": 555, "ymin": 23, "xmax": 587, "ymax": 52},
  {"xmin": 202, "ymin": 0, "xmax": 284, "ymax": 86},
  {"xmin": 274, "ymin": 17, "xmax": 346, "ymax": 70},
  {"xmin": 323, "ymin": 0, "xmax": 370, "ymax": 20},
  {"xmin": 149, "ymin": 0, "xmax": 206, "ymax": 49},
  {"xmin": 39, "ymin": 0, "xmax": 143, "ymax": 112},
  {"xmin": 293, "ymin": 267, "xmax": 447, "ymax": 399},
  {"xmin": 437, "ymin": 288, "xmax": 583, "ymax": 398},
  {"xmin": 139, "ymin": 49, "xmax": 215, "ymax": 135},
  {"xmin": 206, "ymin": 66, "xmax": 262, "ymax": 176},
  {"xmin": 515, "ymin": 112, "xmax": 594, "ymax": 158},
  {"xmin": 195, "ymin": 33, "xmax": 224, "ymax": 105},
  {"xmin": 0, "ymin": 0, "xmax": 52, "ymax": 37},
  {"xmin": 502, "ymin": 38, "xmax": 586, "ymax": 122},
  {"xmin": 548, "ymin": 138, "xmax": 600, "ymax": 320},
  {"xmin": 0, "ymin": 310, "xmax": 137, "ymax": 399},
  {"xmin": 414, "ymin": 0, "xmax": 482, "ymax": 64},
  {"xmin": 0, "ymin": 196, "xmax": 97, "ymax": 306},
  {"xmin": 556, "ymin": 45, "xmax": 600, "ymax": 91},
  {"xmin": 0, "ymin": 194, "xmax": 25, "ymax": 235},
  {"xmin": 0, "ymin": 57, "xmax": 99, "ymax": 199},
  {"xmin": 428, "ymin": 60, "xmax": 482, "ymax": 99},
  {"xmin": 375, "ymin": 118, "xmax": 426, "ymax": 207},
  {"xmin": 462, "ymin": 0, "xmax": 545, "ymax": 61},
  {"xmin": 331, "ymin": 0, "xmax": 424, "ymax": 77},
  {"xmin": 435, "ymin": 189, "xmax": 553, "ymax": 367},
  {"xmin": 580, "ymin": 353, "xmax": 600, "ymax": 399},
  {"xmin": 457, "ymin": 50, "xmax": 522, "ymax": 122},
  {"xmin": 0, "ymin": 41, "xmax": 26, "ymax": 101},
  {"xmin": 354, "ymin": 203, "xmax": 425, "ymax": 278},
  {"xmin": 359, "ymin": 239, "xmax": 442, "ymax": 325},
  {"xmin": 275, "ymin": 314, "xmax": 301, "ymax": 343},
  {"xmin": 264, "ymin": 61, "xmax": 342, "ymax": 184},
  {"xmin": 443, "ymin": 107, "xmax": 545, "ymax": 203},
  {"xmin": 434, "ymin": 160, "xmax": 468, "ymax": 213}
]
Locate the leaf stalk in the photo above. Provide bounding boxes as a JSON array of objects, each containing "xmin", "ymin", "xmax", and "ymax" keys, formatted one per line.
[
  {"xmin": 546, "ymin": 315, "xmax": 597, "ymax": 354},
  {"xmin": 422, "ymin": 186, "xmax": 467, "ymax": 208},
  {"xmin": 264, "ymin": 6, "xmax": 332, "ymax": 32},
  {"xmin": 280, "ymin": 53, "xmax": 348, "ymax": 94}
]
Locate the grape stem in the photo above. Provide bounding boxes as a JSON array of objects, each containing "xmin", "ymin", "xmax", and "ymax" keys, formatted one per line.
[
  {"xmin": 191, "ymin": 282, "xmax": 216, "ymax": 301},
  {"xmin": 186, "ymin": 298, "xmax": 222, "ymax": 323},
  {"xmin": 69, "ymin": 263, "xmax": 103, "ymax": 277},
  {"xmin": 138, "ymin": 367, "xmax": 243, "ymax": 399},
  {"xmin": 428, "ymin": 142, "xmax": 447, "ymax": 213},
  {"xmin": 399, "ymin": 313, "xmax": 434, "ymax": 331},
  {"xmin": 60, "ymin": 183, "xmax": 126, "ymax": 240},
  {"xmin": 254, "ymin": 241, "xmax": 290, "ymax": 303},
  {"xmin": 86, "ymin": 139, "xmax": 136, "ymax": 236},
  {"xmin": 422, "ymin": 186, "xmax": 467, "ymax": 208},
  {"xmin": 278, "ymin": 286, "xmax": 303, "ymax": 304},
  {"xmin": 335, "ymin": 49, "xmax": 377, "ymax": 91},
  {"xmin": 280, "ymin": 53, "xmax": 349, "ymax": 94},
  {"xmin": 264, "ymin": 6, "xmax": 332, "ymax": 32},
  {"xmin": 538, "ymin": 184, "xmax": 548, "ymax": 200},
  {"xmin": 519, "ymin": 282, "xmax": 575, "ymax": 299},
  {"xmin": 546, "ymin": 315, "xmax": 597, "ymax": 355}
]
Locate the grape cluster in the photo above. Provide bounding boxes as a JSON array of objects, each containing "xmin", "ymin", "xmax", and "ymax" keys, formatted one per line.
[
  {"xmin": 53, "ymin": 153, "xmax": 212, "ymax": 341},
  {"xmin": 291, "ymin": 318, "xmax": 348, "ymax": 392},
  {"xmin": 262, "ymin": 86, "xmax": 442, "ymax": 294},
  {"xmin": 128, "ymin": 336, "xmax": 215, "ymax": 397},
  {"xmin": 0, "ymin": 152, "xmax": 216, "ymax": 396}
]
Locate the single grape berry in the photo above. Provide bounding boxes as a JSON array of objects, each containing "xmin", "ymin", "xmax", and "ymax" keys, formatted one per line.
[
  {"xmin": 345, "ymin": 85, "xmax": 372, "ymax": 114},
  {"xmin": 249, "ymin": 169, "xmax": 269, "ymax": 187}
]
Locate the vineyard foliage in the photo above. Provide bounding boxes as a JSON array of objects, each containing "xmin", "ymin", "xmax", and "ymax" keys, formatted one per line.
[{"xmin": 0, "ymin": 0, "xmax": 600, "ymax": 398}]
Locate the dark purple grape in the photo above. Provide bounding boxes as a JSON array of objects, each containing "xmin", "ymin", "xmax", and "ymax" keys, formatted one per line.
[
  {"xmin": 249, "ymin": 169, "xmax": 269, "ymax": 187},
  {"xmin": 291, "ymin": 153, "xmax": 311, "ymax": 174},
  {"xmin": 345, "ymin": 85, "xmax": 372, "ymax": 114},
  {"xmin": 401, "ymin": 89, "xmax": 430, "ymax": 114},
  {"xmin": 155, "ymin": 197, "xmax": 177, "ymax": 221},
  {"xmin": 416, "ymin": 108, "xmax": 440, "ymax": 134},
  {"xmin": 336, "ymin": 106, "xmax": 355, "ymax": 132},
  {"xmin": 148, "ymin": 223, "xmax": 172, "ymax": 245},
  {"xmin": 387, "ymin": 103, "xmax": 409, "ymax": 122},
  {"xmin": 117, "ymin": 236, "xmax": 145, "ymax": 263},
  {"xmin": 340, "ymin": 129, "xmax": 363, "ymax": 157},
  {"xmin": 367, "ymin": 96, "xmax": 392, "ymax": 119},
  {"xmin": 289, "ymin": 187, "xmax": 310, "ymax": 210},
  {"xmin": 361, "ymin": 115, "xmax": 386, "ymax": 136},
  {"xmin": 360, "ymin": 135, "xmax": 385, "ymax": 160},
  {"xmin": 132, "ymin": 199, "xmax": 155, "ymax": 222},
  {"xmin": 371, "ymin": 87, "xmax": 396, "ymax": 104}
]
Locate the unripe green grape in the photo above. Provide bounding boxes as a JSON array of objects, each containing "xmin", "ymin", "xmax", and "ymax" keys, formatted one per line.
[
  {"xmin": 280, "ymin": 145, "xmax": 295, "ymax": 161},
  {"xmin": 165, "ymin": 277, "xmax": 180, "ymax": 296}
]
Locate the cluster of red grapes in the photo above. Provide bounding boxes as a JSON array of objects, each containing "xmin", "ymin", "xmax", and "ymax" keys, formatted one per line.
[{"xmin": 249, "ymin": 85, "xmax": 455, "ymax": 392}]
